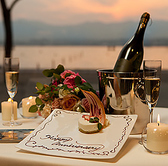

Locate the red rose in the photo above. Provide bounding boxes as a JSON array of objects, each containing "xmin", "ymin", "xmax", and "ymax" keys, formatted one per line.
[{"xmin": 52, "ymin": 80, "xmax": 58, "ymax": 86}]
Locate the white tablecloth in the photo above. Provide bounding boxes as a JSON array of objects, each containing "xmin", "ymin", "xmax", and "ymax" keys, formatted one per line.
[{"xmin": 0, "ymin": 107, "xmax": 168, "ymax": 166}]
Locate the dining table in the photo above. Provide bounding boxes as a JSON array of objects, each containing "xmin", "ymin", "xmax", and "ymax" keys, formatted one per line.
[{"xmin": 0, "ymin": 107, "xmax": 168, "ymax": 166}]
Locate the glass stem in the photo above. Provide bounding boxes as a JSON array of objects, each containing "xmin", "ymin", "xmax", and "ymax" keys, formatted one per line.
[
  {"xmin": 149, "ymin": 108, "xmax": 153, "ymax": 123},
  {"xmin": 10, "ymin": 98, "xmax": 14, "ymax": 126},
  {"xmin": 147, "ymin": 102, "xmax": 154, "ymax": 123}
]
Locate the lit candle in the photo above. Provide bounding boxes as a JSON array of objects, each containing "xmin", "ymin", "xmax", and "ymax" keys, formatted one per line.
[
  {"xmin": 147, "ymin": 114, "xmax": 168, "ymax": 152},
  {"xmin": 1, "ymin": 98, "xmax": 17, "ymax": 121},
  {"xmin": 22, "ymin": 96, "xmax": 37, "ymax": 118}
]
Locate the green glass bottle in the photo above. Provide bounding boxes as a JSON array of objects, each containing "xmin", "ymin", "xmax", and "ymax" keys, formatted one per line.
[{"xmin": 113, "ymin": 12, "xmax": 150, "ymax": 72}]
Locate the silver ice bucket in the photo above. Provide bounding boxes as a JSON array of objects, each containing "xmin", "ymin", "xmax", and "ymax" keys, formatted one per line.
[{"xmin": 97, "ymin": 69, "xmax": 149, "ymax": 134}]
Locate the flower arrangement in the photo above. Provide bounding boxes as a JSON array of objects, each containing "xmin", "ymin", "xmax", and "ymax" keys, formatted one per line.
[{"xmin": 29, "ymin": 64, "xmax": 97, "ymax": 118}]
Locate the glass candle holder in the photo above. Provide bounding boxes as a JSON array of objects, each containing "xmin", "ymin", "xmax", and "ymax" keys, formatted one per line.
[
  {"xmin": 141, "ymin": 123, "xmax": 168, "ymax": 154},
  {"xmin": 19, "ymin": 96, "xmax": 38, "ymax": 119}
]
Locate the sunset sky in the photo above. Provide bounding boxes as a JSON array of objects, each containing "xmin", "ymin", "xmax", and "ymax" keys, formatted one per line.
[{"xmin": 1, "ymin": 0, "xmax": 168, "ymax": 25}]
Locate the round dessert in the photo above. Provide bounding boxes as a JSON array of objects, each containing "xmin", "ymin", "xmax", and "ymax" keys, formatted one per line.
[
  {"xmin": 79, "ymin": 89, "xmax": 110, "ymax": 134},
  {"xmin": 78, "ymin": 115, "xmax": 102, "ymax": 134}
]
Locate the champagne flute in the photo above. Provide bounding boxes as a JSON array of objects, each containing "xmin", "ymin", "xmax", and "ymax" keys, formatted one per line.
[
  {"xmin": 3, "ymin": 57, "xmax": 22, "ymax": 126},
  {"xmin": 143, "ymin": 60, "xmax": 162, "ymax": 123}
]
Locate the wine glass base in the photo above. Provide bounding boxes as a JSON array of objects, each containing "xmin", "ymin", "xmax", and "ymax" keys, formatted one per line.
[{"xmin": 3, "ymin": 121, "xmax": 22, "ymax": 126}]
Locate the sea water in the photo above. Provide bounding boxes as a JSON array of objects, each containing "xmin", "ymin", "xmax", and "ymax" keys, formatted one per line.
[{"xmin": 0, "ymin": 45, "xmax": 167, "ymax": 70}]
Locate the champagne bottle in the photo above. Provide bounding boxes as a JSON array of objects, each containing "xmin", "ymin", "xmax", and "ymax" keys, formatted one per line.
[{"xmin": 113, "ymin": 12, "xmax": 150, "ymax": 72}]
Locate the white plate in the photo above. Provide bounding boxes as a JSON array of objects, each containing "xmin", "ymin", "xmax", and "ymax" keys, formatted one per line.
[{"xmin": 16, "ymin": 109, "xmax": 137, "ymax": 159}]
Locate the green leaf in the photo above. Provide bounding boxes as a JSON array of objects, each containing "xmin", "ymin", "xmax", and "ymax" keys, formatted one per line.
[
  {"xmin": 79, "ymin": 82, "xmax": 97, "ymax": 94},
  {"xmin": 29, "ymin": 105, "xmax": 38, "ymax": 112},
  {"xmin": 45, "ymin": 87, "xmax": 51, "ymax": 93},
  {"xmin": 53, "ymin": 73, "xmax": 61, "ymax": 80},
  {"xmin": 36, "ymin": 82, "xmax": 44, "ymax": 90},
  {"xmin": 55, "ymin": 64, "xmax": 64, "ymax": 74},
  {"xmin": 36, "ymin": 90, "xmax": 42, "ymax": 94},
  {"xmin": 50, "ymin": 69, "xmax": 56, "ymax": 74},
  {"xmin": 53, "ymin": 90, "xmax": 59, "ymax": 95},
  {"xmin": 89, "ymin": 118, "xmax": 94, "ymax": 123},
  {"xmin": 49, "ymin": 91, "xmax": 54, "ymax": 97},
  {"xmin": 36, "ymin": 97, "xmax": 43, "ymax": 105},
  {"xmin": 75, "ymin": 76, "xmax": 82, "ymax": 85},
  {"xmin": 94, "ymin": 117, "xmax": 99, "ymax": 122},
  {"xmin": 40, "ymin": 91, "xmax": 45, "ymax": 95},
  {"xmin": 40, "ymin": 104, "xmax": 45, "ymax": 110},
  {"xmin": 77, "ymin": 84, "xmax": 88, "ymax": 91},
  {"xmin": 57, "ymin": 64, "xmax": 65, "ymax": 73},
  {"xmin": 77, "ymin": 105, "xmax": 86, "ymax": 112},
  {"xmin": 43, "ymin": 69, "xmax": 53, "ymax": 77},
  {"xmin": 43, "ymin": 98, "xmax": 48, "ymax": 102},
  {"xmin": 82, "ymin": 82, "xmax": 93, "ymax": 89},
  {"xmin": 97, "ymin": 123, "xmax": 103, "ymax": 130},
  {"xmin": 65, "ymin": 73, "xmax": 72, "ymax": 78},
  {"xmin": 89, "ymin": 117, "xmax": 99, "ymax": 123},
  {"xmin": 51, "ymin": 85, "xmax": 56, "ymax": 88}
]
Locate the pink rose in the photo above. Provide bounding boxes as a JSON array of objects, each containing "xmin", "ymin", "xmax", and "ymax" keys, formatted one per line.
[
  {"xmin": 63, "ymin": 73, "xmax": 86, "ymax": 89},
  {"xmin": 60, "ymin": 70, "xmax": 76, "ymax": 79}
]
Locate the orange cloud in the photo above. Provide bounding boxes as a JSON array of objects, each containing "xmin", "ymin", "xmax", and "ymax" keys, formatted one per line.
[{"xmin": 3, "ymin": 0, "xmax": 168, "ymax": 25}]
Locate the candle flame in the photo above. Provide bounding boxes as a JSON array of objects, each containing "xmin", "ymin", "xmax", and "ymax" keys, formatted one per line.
[
  {"xmin": 157, "ymin": 114, "xmax": 160, "ymax": 126},
  {"xmin": 8, "ymin": 98, "xmax": 12, "ymax": 102},
  {"xmin": 29, "ymin": 96, "xmax": 33, "ymax": 100}
]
